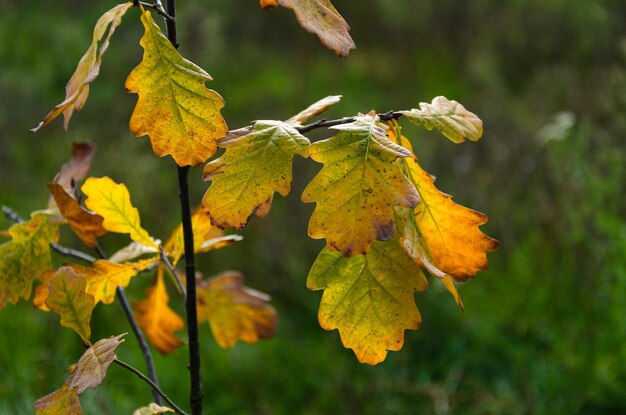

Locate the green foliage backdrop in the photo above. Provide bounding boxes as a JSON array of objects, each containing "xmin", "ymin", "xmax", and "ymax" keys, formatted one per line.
[{"xmin": 1, "ymin": 0, "xmax": 625, "ymax": 413}]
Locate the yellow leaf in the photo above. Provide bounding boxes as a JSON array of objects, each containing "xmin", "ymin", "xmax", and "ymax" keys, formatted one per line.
[
  {"xmin": 302, "ymin": 114, "xmax": 419, "ymax": 256},
  {"xmin": 202, "ymin": 120, "xmax": 310, "ymax": 229},
  {"xmin": 67, "ymin": 260, "xmax": 141, "ymax": 305},
  {"xmin": 400, "ymin": 137, "xmax": 499, "ymax": 281},
  {"xmin": 401, "ymin": 96, "xmax": 483, "ymax": 143},
  {"xmin": 133, "ymin": 403, "xmax": 174, "ymax": 415},
  {"xmin": 69, "ymin": 334, "xmax": 126, "ymax": 393},
  {"xmin": 45, "ymin": 267, "xmax": 95, "ymax": 343},
  {"xmin": 265, "ymin": 0, "xmax": 355, "ymax": 57},
  {"xmin": 0, "ymin": 213, "xmax": 59, "ymax": 309},
  {"xmin": 33, "ymin": 270, "xmax": 56, "ymax": 312},
  {"xmin": 126, "ymin": 9, "xmax": 228, "ymax": 166},
  {"xmin": 33, "ymin": 385, "xmax": 82, "ymax": 415},
  {"xmin": 197, "ymin": 271, "xmax": 276, "ymax": 348},
  {"xmin": 286, "ymin": 95, "xmax": 342, "ymax": 126},
  {"xmin": 308, "ymin": 239, "xmax": 428, "ymax": 365},
  {"xmin": 48, "ymin": 183, "xmax": 107, "ymax": 248},
  {"xmin": 82, "ymin": 177, "xmax": 157, "ymax": 249},
  {"xmin": 31, "ymin": 3, "xmax": 133, "ymax": 132},
  {"xmin": 164, "ymin": 208, "xmax": 224, "ymax": 266},
  {"xmin": 133, "ymin": 269, "xmax": 184, "ymax": 354}
]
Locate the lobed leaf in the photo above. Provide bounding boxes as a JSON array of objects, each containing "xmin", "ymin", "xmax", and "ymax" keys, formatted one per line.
[
  {"xmin": 31, "ymin": 3, "xmax": 133, "ymax": 132},
  {"xmin": 68, "ymin": 334, "xmax": 126, "ymax": 393},
  {"xmin": 0, "ymin": 213, "xmax": 59, "ymax": 309},
  {"xmin": 302, "ymin": 114, "xmax": 419, "ymax": 256},
  {"xmin": 69, "ymin": 260, "xmax": 144, "ymax": 305},
  {"xmin": 308, "ymin": 239, "xmax": 428, "ymax": 365},
  {"xmin": 401, "ymin": 96, "xmax": 483, "ymax": 143},
  {"xmin": 133, "ymin": 268, "xmax": 184, "ymax": 354},
  {"xmin": 126, "ymin": 9, "xmax": 228, "ymax": 166},
  {"xmin": 400, "ymin": 137, "xmax": 499, "ymax": 281},
  {"xmin": 202, "ymin": 120, "xmax": 310, "ymax": 229},
  {"xmin": 82, "ymin": 177, "xmax": 157, "ymax": 249},
  {"xmin": 48, "ymin": 183, "xmax": 107, "ymax": 248},
  {"xmin": 261, "ymin": 0, "xmax": 355, "ymax": 57},
  {"xmin": 197, "ymin": 271, "xmax": 276, "ymax": 348},
  {"xmin": 45, "ymin": 267, "xmax": 95, "ymax": 343}
]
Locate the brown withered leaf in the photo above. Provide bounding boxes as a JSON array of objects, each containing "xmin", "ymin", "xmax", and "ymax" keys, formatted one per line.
[
  {"xmin": 53, "ymin": 142, "xmax": 97, "ymax": 193},
  {"xmin": 31, "ymin": 3, "xmax": 133, "ymax": 132},
  {"xmin": 69, "ymin": 334, "xmax": 126, "ymax": 393},
  {"xmin": 133, "ymin": 268, "xmax": 184, "ymax": 354},
  {"xmin": 197, "ymin": 271, "xmax": 276, "ymax": 348},
  {"xmin": 261, "ymin": 0, "xmax": 356, "ymax": 57},
  {"xmin": 48, "ymin": 183, "xmax": 107, "ymax": 248}
]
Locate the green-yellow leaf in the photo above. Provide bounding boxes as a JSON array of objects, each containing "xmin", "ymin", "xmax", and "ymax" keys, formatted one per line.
[
  {"xmin": 302, "ymin": 114, "xmax": 419, "ymax": 256},
  {"xmin": 31, "ymin": 3, "xmax": 133, "ymax": 132},
  {"xmin": 82, "ymin": 177, "xmax": 157, "ymax": 249},
  {"xmin": 197, "ymin": 271, "xmax": 276, "ymax": 348},
  {"xmin": 45, "ymin": 267, "xmax": 95, "ymax": 343},
  {"xmin": 261, "ymin": 0, "xmax": 355, "ymax": 57},
  {"xmin": 202, "ymin": 120, "xmax": 310, "ymax": 229},
  {"xmin": 0, "ymin": 213, "xmax": 59, "ymax": 309},
  {"xmin": 308, "ymin": 239, "xmax": 428, "ymax": 365},
  {"xmin": 33, "ymin": 385, "xmax": 82, "ymax": 415},
  {"xmin": 126, "ymin": 9, "xmax": 228, "ymax": 166},
  {"xmin": 400, "ymin": 96, "xmax": 483, "ymax": 143}
]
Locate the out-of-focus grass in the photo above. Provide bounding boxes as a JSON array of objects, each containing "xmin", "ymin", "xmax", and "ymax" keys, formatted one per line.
[{"xmin": 1, "ymin": 1, "xmax": 626, "ymax": 413}]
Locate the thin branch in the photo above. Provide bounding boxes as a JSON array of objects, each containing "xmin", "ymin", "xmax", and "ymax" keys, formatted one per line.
[
  {"xmin": 160, "ymin": 247, "xmax": 187, "ymax": 299},
  {"xmin": 296, "ymin": 111, "xmax": 403, "ymax": 134},
  {"xmin": 138, "ymin": 1, "xmax": 175, "ymax": 21},
  {"xmin": 95, "ymin": 242, "xmax": 163, "ymax": 406},
  {"xmin": 113, "ymin": 358, "xmax": 188, "ymax": 415},
  {"xmin": 1, "ymin": 206, "xmax": 23, "ymax": 223}
]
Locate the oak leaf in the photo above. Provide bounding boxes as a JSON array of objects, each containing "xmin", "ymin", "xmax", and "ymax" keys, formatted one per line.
[
  {"xmin": 262, "ymin": 0, "xmax": 355, "ymax": 57},
  {"xmin": 68, "ymin": 260, "xmax": 143, "ymax": 305},
  {"xmin": 31, "ymin": 3, "xmax": 133, "ymax": 132},
  {"xmin": 134, "ymin": 268, "xmax": 184, "ymax": 354},
  {"xmin": 308, "ymin": 239, "xmax": 428, "ymax": 365},
  {"xmin": 302, "ymin": 114, "xmax": 419, "ymax": 256},
  {"xmin": 197, "ymin": 271, "xmax": 276, "ymax": 348},
  {"xmin": 400, "ymin": 137, "xmax": 499, "ymax": 281},
  {"xmin": 126, "ymin": 9, "xmax": 228, "ymax": 166},
  {"xmin": 401, "ymin": 96, "xmax": 483, "ymax": 144},
  {"xmin": 33, "ymin": 385, "xmax": 82, "ymax": 415},
  {"xmin": 164, "ymin": 208, "xmax": 227, "ymax": 266},
  {"xmin": 45, "ymin": 267, "xmax": 95, "ymax": 343},
  {"xmin": 202, "ymin": 120, "xmax": 310, "ymax": 229},
  {"xmin": 0, "ymin": 213, "xmax": 59, "ymax": 309},
  {"xmin": 82, "ymin": 177, "xmax": 158, "ymax": 249},
  {"xmin": 48, "ymin": 183, "xmax": 106, "ymax": 248}
]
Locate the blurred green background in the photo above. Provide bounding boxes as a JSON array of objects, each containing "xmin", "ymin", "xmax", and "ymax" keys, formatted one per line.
[{"xmin": 1, "ymin": 0, "xmax": 626, "ymax": 413}]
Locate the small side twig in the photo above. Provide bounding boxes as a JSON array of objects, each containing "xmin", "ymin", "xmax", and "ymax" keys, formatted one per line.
[
  {"xmin": 296, "ymin": 111, "xmax": 403, "ymax": 134},
  {"xmin": 160, "ymin": 247, "xmax": 187, "ymax": 299},
  {"xmin": 113, "ymin": 358, "xmax": 188, "ymax": 415},
  {"xmin": 95, "ymin": 242, "xmax": 163, "ymax": 406},
  {"xmin": 137, "ymin": 1, "xmax": 175, "ymax": 21}
]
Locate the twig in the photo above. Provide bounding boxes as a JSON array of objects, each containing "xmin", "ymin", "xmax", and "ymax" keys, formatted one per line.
[
  {"xmin": 113, "ymin": 358, "xmax": 188, "ymax": 415},
  {"xmin": 95, "ymin": 242, "xmax": 163, "ymax": 406},
  {"xmin": 137, "ymin": 1, "xmax": 175, "ymax": 22},
  {"xmin": 160, "ymin": 247, "xmax": 187, "ymax": 299},
  {"xmin": 296, "ymin": 111, "xmax": 403, "ymax": 134}
]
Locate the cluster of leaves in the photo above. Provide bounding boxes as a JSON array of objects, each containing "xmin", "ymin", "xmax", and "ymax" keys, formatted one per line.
[{"xmin": 1, "ymin": 1, "xmax": 498, "ymax": 413}]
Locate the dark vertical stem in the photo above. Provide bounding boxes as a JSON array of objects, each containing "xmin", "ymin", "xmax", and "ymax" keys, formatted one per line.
[
  {"xmin": 165, "ymin": 0, "xmax": 178, "ymax": 47},
  {"xmin": 177, "ymin": 166, "xmax": 203, "ymax": 415},
  {"xmin": 95, "ymin": 243, "xmax": 162, "ymax": 405}
]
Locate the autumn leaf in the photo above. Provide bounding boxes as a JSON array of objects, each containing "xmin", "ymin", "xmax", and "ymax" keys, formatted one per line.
[
  {"xmin": 262, "ymin": 0, "xmax": 355, "ymax": 57},
  {"xmin": 134, "ymin": 268, "xmax": 184, "ymax": 354},
  {"xmin": 82, "ymin": 177, "xmax": 158, "ymax": 249},
  {"xmin": 0, "ymin": 213, "xmax": 59, "ymax": 309},
  {"xmin": 197, "ymin": 271, "xmax": 276, "ymax": 348},
  {"xmin": 45, "ymin": 266, "xmax": 95, "ymax": 343},
  {"xmin": 31, "ymin": 3, "xmax": 133, "ymax": 132},
  {"xmin": 286, "ymin": 95, "xmax": 342, "ymax": 126},
  {"xmin": 53, "ymin": 142, "xmax": 97, "ymax": 193},
  {"xmin": 401, "ymin": 96, "xmax": 483, "ymax": 144},
  {"xmin": 133, "ymin": 403, "xmax": 174, "ymax": 415},
  {"xmin": 33, "ymin": 385, "xmax": 82, "ymax": 415},
  {"xmin": 126, "ymin": 9, "xmax": 228, "ymax": 166},
  {"xmin": 164, "ymin": 208, "xmax": 226, "ymax": 266},
  {"xmin": 399, "ymin": 136, "xmax": 499, "ymax": 281},
  {"xmin": 48, "ymin": 183, "xmax": 106, "ymax": 248},
  {"xmin": 109, "ymin": 241, "xmax": 159, "ymax": 264},
  {"xmin": 308, "ymin": 239, "xmax": 428, "ymax": 365},
  {"xmin": 67, "ymin": 260, "xmax": 144, "ymax": 304},
  {"xmin": 202, "ymin": 120, "xmax": 310, "ymax": 229},
  {"xmin": 302, "ymin": 114, "xmax": 419, "ymax": 256}
]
